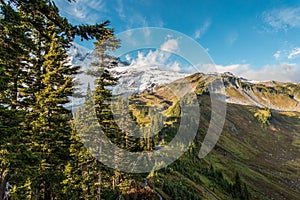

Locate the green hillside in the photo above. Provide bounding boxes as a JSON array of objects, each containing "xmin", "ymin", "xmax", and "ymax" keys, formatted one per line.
[{"xmin": 124, "ymin": 73, "xmax": 300, "ymax": 199}]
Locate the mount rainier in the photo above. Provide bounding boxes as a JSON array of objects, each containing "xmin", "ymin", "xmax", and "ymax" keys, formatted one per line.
[{"xmin": 67, "ymin": 43, "xmax": 189, "ymax": 108}]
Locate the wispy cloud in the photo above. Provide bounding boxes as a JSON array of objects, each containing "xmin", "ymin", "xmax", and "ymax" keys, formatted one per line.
[
  {"xmin": 194, "ymin": 19, "xmax": 211, "ymax": 39},
  {"xmin": 54, "ymin": 0, "xmax": 106, "ymax": 24},
  {"xmin": 273, "ymin": 51, "xmax": 281, "ymax": 59},
  {"xmin": 288, "ymin": 48, "xmax": 300, "ymax": 59},
  {"xmin": 116, "ymin": 0, "xmax": 125, "ymax": 19},
  {"xmin": 160, "ymin": 38, "xmax": 179, "ymax": 52},
  {"xmin": 55, "ymin": 0, "xmax": 164, "ymax": 31},
  {"xmin": 128, "ymin": 38, "xmax": 182, "ymax": 72},
  {"xmin": 215, "ymin": 63, "xmax": 300, "ymax": 83},
  {"xmin": 262, "ymin": 7, "xmax": 300, "ymax": 31},
  {"xmin": 215, "ymin": 64, "xmax": 249, "ymax": 75},
  {"xmin": 114, "ymin": 0, "xmax": 163, "ymax": 29},
  {"xmin": 227, "ymin": 31, "xmax": 239, "ymax": 46},
  {"xmin": 273, "ymin": 47, "xmax": 300, "ymax": 60}
]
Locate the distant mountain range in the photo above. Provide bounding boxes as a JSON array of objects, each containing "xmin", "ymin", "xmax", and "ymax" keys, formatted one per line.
[{"xmin": 68, "ymin": 43, "xmax": 300, "ymax": 113}]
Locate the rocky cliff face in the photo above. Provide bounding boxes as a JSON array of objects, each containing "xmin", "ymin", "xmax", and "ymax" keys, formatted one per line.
[
  {"xmin": 181, "ymin": 72, "xmax": 300, "ymax": 112},
  {"xmin": 220, "ymin": 73, "xmax": 300, "ymax": 111}
]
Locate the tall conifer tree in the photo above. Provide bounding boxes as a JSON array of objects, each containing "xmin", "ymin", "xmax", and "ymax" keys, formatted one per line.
[
  {"xmin": 0, "ymin": 0, "xmax": 114, "ymax": 199},
  {"xmin": 87, "ymin": 34, "xmax": 121, "ymax": 143}
]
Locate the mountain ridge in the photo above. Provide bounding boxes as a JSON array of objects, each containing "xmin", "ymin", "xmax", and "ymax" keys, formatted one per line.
[
  {"xmin": 125, "ymin": 74, "xmax": 300, "ymax": 200},
  {"xmin": 68, "ymin": 43, "xmax": 300, "ymax": 113}
]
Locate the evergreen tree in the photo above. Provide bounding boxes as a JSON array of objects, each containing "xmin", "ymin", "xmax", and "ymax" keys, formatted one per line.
[
  {"xmin": 88, "ymin": 34, "xmax": 122, "ymax": 200},
  {"xmin": 0, "ymin": 2, "xmax": 36, "ymax": 199},
  {"xmin": 87, "ymin": 34, "xmax": 121, "ymax": 143},
  {"xmin": 112, "ymin": 96, "xmax": 142, "ymax": 151},
  {"xmin": 79, "ymin": 33, "xmax": 143, "ymax": 199},
  {"xmin": 0, "ymin": 0, "xmax": 115, "ymax": 199},
  {"xmin": 24, "ymin": 28, "xmax": 78, "ymax": 199},
  {"xmin": 64, "ymin": 85, "xmax": 102, "ymax": 200},
  {"xmin": 68, "ymin": 84, "xmax": 119, "ymax": 200}
]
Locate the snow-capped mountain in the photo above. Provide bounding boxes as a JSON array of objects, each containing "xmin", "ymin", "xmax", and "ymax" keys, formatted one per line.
[
  {"xmin": 109, "ymin": 64, "xmax": 188, "ymax": 96},
  {"xmin": 67, "ymin": 43, "xmax": 190, "ymax": 108},
  {"xmin": 68, "ymin": 42, "xmax": 91, "ymax": 65},
  {"xmin": 67, "ymin": 43, "xmax": 300, "ymax": 113}
]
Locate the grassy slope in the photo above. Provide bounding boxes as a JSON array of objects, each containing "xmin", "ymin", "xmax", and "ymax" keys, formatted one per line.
[
  {"xmin": 127, "ymin": 83, "xmax": 300, "ymax": 199},
  {"xmin": 211, "ymin": 101, "xmax": 300, "ymax": 199}
]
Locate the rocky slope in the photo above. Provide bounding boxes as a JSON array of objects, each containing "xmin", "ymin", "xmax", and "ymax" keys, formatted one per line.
[
  {"xmin": 186, "ymin": 72, "xmax": 300, "ymax": 112},
  {"xmin": 126, "ymin": 73, "xmax": 300, "ymax": 200},
  {"xmin": 220, "ymin": 73, "xmax": 300, "ymax": 111}
]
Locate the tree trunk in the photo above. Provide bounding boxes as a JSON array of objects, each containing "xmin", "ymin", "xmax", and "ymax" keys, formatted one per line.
[
  {"xmin": 0, "ymin": 169, "xmax": 8, "ymax": 200},
  {"xmin": 44, "ymin": 181, "xmax": 51, "ymax": 200},
  {"xmin": 11, "ymin": 77, "xmax": 18, "ymax": 110},
  {"xmin": 97, "ymin": 173, "xmax": 101, "ymax": 200}
]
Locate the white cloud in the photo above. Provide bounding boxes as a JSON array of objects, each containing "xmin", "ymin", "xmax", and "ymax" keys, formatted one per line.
[
  {"xmin": 130, "ymin": 49, "xmax": 180, "ymax": 72},
  {"xmin": 262, "ymin": 7, "xmax": 300, "ymax": 31},
  {"xmin": 127, "ymin": 38, "xmax": 183, "ymax": 72},
  {"xmin": 160, "ymin": 38, "xmax": 179, "ymax": 52},
  {"xmin": 116, "ymin": 0, "xmax": 125, "ymax": 19},
  {"xmin": 215, "ymin": 64, "xmax": 250, "ymax": 75},
  {"xmin": 273, "ymin": 51, "xmax": 281, "ymax": 59},
  {"xmin": 241, "ymin": 63, "xmax": 300, "ymax": 82},
  {"xmin": 214, "ymin": 62, "xmax": 300, "ymax": 83},
  {"xmin": 164, "ymin": 61, "xmax": 181, "ymax": 72},
  {"xmin": 125, "ymin": 54, "xmax": 131, "ymax": 62},
  {"xmin": 54, "ymin": 0, "xmax": 106, "ymax": 24},
  {"xmin": 288, "ymin": 48, "xmax": 300, "ymax": 59},
  {"xmin": 194, "ymin": 19, "xmax": 211, "ymax": 39},
  {"xmin": 188, "ymin": 63, "xmax": 248, "ymax": 75}
]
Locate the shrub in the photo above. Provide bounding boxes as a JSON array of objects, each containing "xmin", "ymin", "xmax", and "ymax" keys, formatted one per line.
[{"xmin": 254, "ymin": 108, "xmax": 272, "ymax": 125}]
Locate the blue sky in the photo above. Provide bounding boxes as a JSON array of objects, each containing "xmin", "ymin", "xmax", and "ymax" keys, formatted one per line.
[{"xmin": 54, "ymin": 0, "xmax": 300, "ymax": 82}]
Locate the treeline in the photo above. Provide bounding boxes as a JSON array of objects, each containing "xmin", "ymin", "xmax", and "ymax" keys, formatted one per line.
[
  {"xmin": 169, "ymin": 155, "xmax": 250, "ymax": 200},
  {"xmin": 151, "ymin": 157, "xmax": 250, "ymax": 200}
]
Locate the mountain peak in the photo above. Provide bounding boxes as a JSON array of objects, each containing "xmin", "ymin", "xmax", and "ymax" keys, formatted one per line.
[
  {"xmin": 185, "ymin": 72, "xmax": 300, "ymax": 111},
  {"xmin": 67, "ymin": 43, "xmax": 300, "ymax": 112}
]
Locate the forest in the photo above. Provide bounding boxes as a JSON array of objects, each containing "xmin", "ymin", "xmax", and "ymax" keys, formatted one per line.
[{"xmin": 0, "ymin": 0, "xmax": 128, "ymax": 199}]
